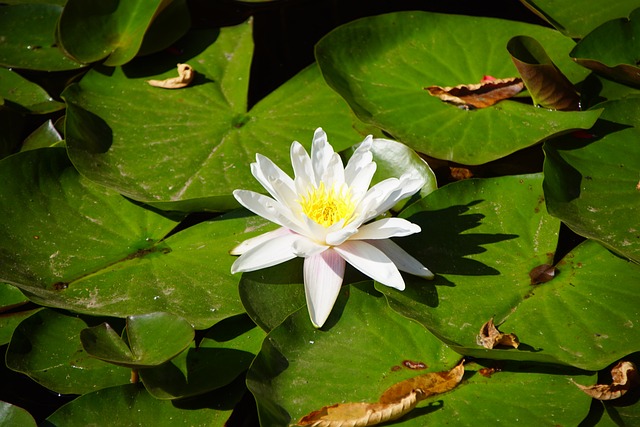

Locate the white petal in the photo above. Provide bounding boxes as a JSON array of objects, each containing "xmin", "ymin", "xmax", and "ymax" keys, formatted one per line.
[
  {"xmin": 351, "ymin": 217, "xmax": 421, "ymax": 240},
  {"xmin": 233, "ymin": 190, "xmax": 306, "ymax": 236},
  {"xmin": 291, "ymin": 141, "xmax": 315, "ymax": 192},
  {"xmin": 320, "ymin": 152, "xmax": 345, "ymax": 188},
  {"xmin": 333, "ymin": 240, "xmax": 405, "ymax": 290},
  {"xmin": 230, "ymin": 232, "xmax": 299, "ymax": 273},
  {"xmin": 310, "ymin": 128, "xmax": 336, "ymax": 184},
  {"xmin": 344, "ymin": 135, "xmax": 373, "ymax": 185},
  {"xmin": 325, "ymin": 224, "xmax": 359, "ymax": 246},
  {"xmin": 357, "ymin": 175, "xmax": 423, "ymax": 223},
  {"xmin": 230, "ymin": 227, "xmax": 291, "ymax": 255},
  {"xmin": 368, "ymin": 239, "xmax": 434, "ymax": 279},
  {"xmin": 251, "ymin": 154, "xmax": 297, "ymax": 208},
  {"xmin": 304, "ymin": 249, "xmax": 345, "ymax": 328},
  {"xmin": 292, "ymin": 238, "xmax": 329, "ymax": 257},
  {"xmin": 347, "ymin": 162, "xmax": 376, "ymax": 202}
]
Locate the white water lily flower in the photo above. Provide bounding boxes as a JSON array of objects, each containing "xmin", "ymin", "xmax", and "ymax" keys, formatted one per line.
[{"xmin": 231, "ymin": 128, "xmax": 433, "ymax": 328}]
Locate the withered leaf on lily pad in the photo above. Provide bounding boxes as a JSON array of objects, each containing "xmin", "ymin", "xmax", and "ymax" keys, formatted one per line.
[
  {"xmin": 147, "ymin": 63, "xmax": 194, "ymax": 89},
  {"xmin": 297, "ymin": 361, "xmax": 465, "ymax": 427},
  {"xmin": 477, "ymin": 318, "xmax": 520, "ymax": 349},
  {"xmin": 425, "ymin": 76, "xmax": 524, "ymax": 109},
  {"xmin": 572, "ymin": 361, "xmax": 639, "ymax": 400}
]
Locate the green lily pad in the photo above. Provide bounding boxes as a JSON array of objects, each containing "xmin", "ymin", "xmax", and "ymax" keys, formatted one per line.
[
  {"xmin": 0, "ymin": 3, "xmax": 83, "ymax": 71},
  {"xmin": 247, "ymin": 282, "xmax": 462, "ymax": 426},
  {"xmin": 0, "ymin": 148, "xmax": 260, "ymax": 329},
  {"xmin": 315, "ymin": 11, "xmax": 600, "ymax": 165},
  {"xmin": 140, "ymin": 313, "xmax": 265, "ymax": 399},
  {"xmin": 0, "ymin": 67, "xmax": 64, "ymax": 114},
  {"xmin": 45, "ymin": 378, "xmax": 247, "ymax": 427},
  {"xmin": 6, "ymin": 309, "xmax": 132, "ymax": 395},
  {"xmin": 570, "ymin": 8, "xmax": 640, "ymax": 88},
  {"xmin": 544, "ymin": 98, "xmax": 640, "ymax": 263},
  {"xmin": 20, "ymin": 119, "xmax": 64, "ymax": 151},
  {"xmin": 56, "ymin": 0, "xmax": 168, "ymax": 66},
  {"xmin": 63, "ymin": 21, "xmax": 368, "ymax": 212},
  {"xmin": 0, "ymin": 401, "xmax": 37, "ymax": 427},
  {"xmin": 519, "ymin": 0, "xmax": 640, "ymax": 38},
  {"xmin": 81, "ymin": 312, "xmax": 194, "ymax": 368}
]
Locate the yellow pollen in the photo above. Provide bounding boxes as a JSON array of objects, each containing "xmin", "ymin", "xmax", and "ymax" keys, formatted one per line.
[{"xmin": 299, "ymin": 182, "xmax": 355, "ymax": 227}]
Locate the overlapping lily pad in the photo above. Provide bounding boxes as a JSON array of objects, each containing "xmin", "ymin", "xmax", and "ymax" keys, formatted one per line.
[
  {"xmin": 63, "ymin": 20, "xmax": 367, "ymax": 212},
  {"xmin": 315, "ymin": 11, "xmax": 600, "ymax": 165},
  {"xmin": 0, "ymin": 67, "xmax": 65, "ymax": 114},
  {"xmin": 0, "ymin": 148, "xmax": 270, "ymax": 329}
]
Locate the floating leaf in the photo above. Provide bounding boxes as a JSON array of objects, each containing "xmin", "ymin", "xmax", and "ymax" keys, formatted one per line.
[
  {"xmin": 316, "ymin": 11, "xmax": 600, "ymax": 165},
  {"xmin": 573, "ymin": 361, "xmax": 640, "ymax": 400},
  {"xmin": 297, "ymin": 361, "xmax": 463, "ymax": 426},
  {"xmin": 0, "ymin": 67, "xmax": 64, "ymax": 114},
  {"xmin": 570, "ymin": 8, "xmax": 640, "ymax": 88},
  {"xmin": 146, "ymin": 63, "xmax": 194, "ymax": 89},
  {"xmin": 476, "ymin": 318, "xmax": 520, "ymax": 350},
  {"xmin": 508, "ymin": 36, "xmax": 580, "ymax": 110},
  {"xmin": 0, "ymin": 401, "xmax": 37, "ymax": 427},
  {"xmin": 425, "ymin": 77, "xmax": 524, "ymax": 110},
  {"xmin": 20, "ymin": 119, "xmax": 64, "ymax": 152}
]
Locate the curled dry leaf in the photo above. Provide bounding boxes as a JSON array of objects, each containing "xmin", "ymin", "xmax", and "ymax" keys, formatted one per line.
[
  {"xmin": 425, "ymin": 77, "xmax": 524, "ymax": 110},
  {"xmin": 147, "ymin": 63, "xmax": 194, "ymax": 89},
  {"xmin": 476, "ymin": 318, "xmax": 520, "ymax": 349},
  {"xmin": 573, "ymin": 361, "xmax": 640, "ymax": 400},
  {"xmin": 297, "ymin": 361, "xmax": 465, "ymax": 427}
]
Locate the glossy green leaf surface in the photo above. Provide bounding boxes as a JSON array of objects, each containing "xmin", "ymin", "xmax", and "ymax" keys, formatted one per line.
[
  {"xmin": 45, "ymin": 379, "xmax": 246, "ymax": 427},
  {"xmin": 63, "ymin": 21, "xmax": 366, "ymax": 212},
  {"xmin": 57, "ymin": 0, "xmax": 166, "ymax": 66},
  {"xmin": 315, "ymin": 11, "xmax": 600, "ymax": 165},
  {"xmin": 0, "ymin": 67, "xmax": 64, "ymax": 114},
  {"xmin": 6, "ymin": 309, "xmax": 131, "ymax": 394},
  {"xmin": 247, "ymin": 282, "xmax": 462, "ymax": 426},
  {"xmin": 519, "ymin": 0, "xmax": 640, "ymax": 38},
  {"xmin": 0, "ymin": 401, "xmax": 37, "ymax": 427},
  {"xmin": 0, "ymin": 3, "xmax": 83, "ymax": 71},
  {"xmin": 0, "ymin": 148, "xmax": 257, "ymax": 328},
  {"xmin": 21, "ymin": 119, "xmax": 64, "ymax": 151},
  {"xmin": 81, "ymin": 312, "xmax": 194, "ymax": 368},
  {"xmin": 544, "ymin": 97, "xmax": 640, "ymax": 263},
  {"xmin": 570, "ymin": 8, "xmax": 640, "ymax": 88},
  {"xmin": 140, "ymin": 313, "xmax": 265, "ymax": 399}
]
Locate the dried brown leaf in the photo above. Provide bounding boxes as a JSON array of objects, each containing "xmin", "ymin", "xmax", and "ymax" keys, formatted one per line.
[
  {"xmin": 147, "ymin": 63, "xmax": 194, "ymax": 89},
  {"xmin": 529, "ymin": 264, "xmax": 557, "ymax": 285},
  {"xmin": 297, "ymin": 361, "xmax": 465, "ymax": 427},
  {"xmin": 573, "ymin": 361, "xmax": 640, "ymax": 400},
  {"xmin": 425, "ymin": 77, "xmax": 524, "ymax": 109},
  {"xmin": 476, "ymin": 318, "xmax": 520, "ymax": 349}
]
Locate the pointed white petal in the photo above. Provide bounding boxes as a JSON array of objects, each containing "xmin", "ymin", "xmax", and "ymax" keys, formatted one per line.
[
  {"xmin": 368, "ymin": 239, "xmax": 434, "ymax": 279},
  {"xmin": 230, "ymin": 227, "xmax": 291, "ymax": 255},
  {"xmin": 230, "ymin": 232, "xmax": 299, "ymax": 273},
  {"xmin": 291, "ymin": 141, "xmax": 315, "ymax": 192},
  {"xmin": 320, "ymin": 152, "xmax": 345, "ymax": 188},
  {"xmin": 357, "ymin": 174, "xmax": 423, "ymax": 223},
  {"xmin": 292, "ymin": 238, "xmax": 329, "ymax": 257},
  {"xmin": 233, "ymin": 190, "xmax": 306, "ymax": 236},
  {"xmin": 325, "ymin": 225, "xmax": 359, "ymax": 246},
  {"xmin": 352, "ymin": 217, "xmax": 421, "ymax": 240},
  {"xmin": 310, "ymin": 128, "xmax": 336, "ymax": 184},
  {"xmin": 304, "ymin": 249, "xmax": 345, "ymax": 328},
  {"xmin": 251, "ymin": 154, "xmax": 297, "ymax": 208},
  {"xmin": 333, "ymin": 240, "xmax": 405, "ymax": 290},
  {"xmin": 347, "ymin": 162, "xmax": 376, "ymax": 202},
  {"xmin": 344, "ymin": 135, "xmax": 373, "ymax": 185}
]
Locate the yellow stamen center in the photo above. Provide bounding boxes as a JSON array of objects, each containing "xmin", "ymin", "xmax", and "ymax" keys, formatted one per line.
[{"xmin": 299, "ymin": 182, "xmax": 355, "ymax": 227}]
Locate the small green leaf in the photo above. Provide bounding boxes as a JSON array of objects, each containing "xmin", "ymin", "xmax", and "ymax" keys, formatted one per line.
[
  {"xmin": 81, "ymin": 312, "xmax": 194, "ymax": 368},
  {"xmin": 0, "ymin": 401, "xmax": 37, "ymax": 427},
  {"xmin": 0, "ymin": 67, "xmax": 64, "ymax": 114},
  {"xmin": 508, "ymin": 35, "xmax": 580, "ymax": 110},
  {"xmin": 571, "ymin": 8, "xmax": 640, "ymax": 88},
  {"xmin": 57, "ymin": 0, "xmax": 167, "ymax": 66},
  {"xmin": 0, "ymin": 3, "xmax": 83, "ymax": 71},
  {"xmin": 21, "ymin": 119, "xmax": 64, "ymax": 152},
  {"xmin": 6, "ymin": 309, "xmax": 131, "ymax": 394}
]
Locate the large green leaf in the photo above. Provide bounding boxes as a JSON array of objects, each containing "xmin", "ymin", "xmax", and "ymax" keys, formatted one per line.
[
  {"xmin": 0, "ymin": 3, "xmax": 83, "ymax": 71},
  {"xmin": 315, "ymin": 11, "xmax": 600, "ymax": 165},
  {"xmin": 544, "ymin": 97, "xmax": 640, "ymax": 263},
  {"xmin": 0, "ymin": 67, "xmax": 64, "ymax": 114},
  {"xmin": 5, "ymin": 309, "xmax": 131, "ymax": 394},
  {"xmin": 63, "ymin": 21, "xmax": 368, "ymax": 212},
  {"xmin": 140, "ymin": 313, "xmax": 265, "ymax": 399},
  {"xmin": 81, "ymin": 312, "xmax": 194, "ymax": 368},
  {"xmin": 0, "ymin": 148, "xmax": 260, "ymax": 328},
  {"xmin": 247, "ymin": 282, "xmax": 462, "ymax": 427},
  {"xmin": 570, "ymin": 8, "xmax": 640, "ymax": 88},
  {"xmin": 56, "ymin": 0, "xmax": 169, "ymax": 66},
  {"xmin": 519, "ymin": 0, "xmax": 640, "ymax": 38},
  {"xmin": 45, "ymin": 379, "xmax": 246, "ymax": 427}
]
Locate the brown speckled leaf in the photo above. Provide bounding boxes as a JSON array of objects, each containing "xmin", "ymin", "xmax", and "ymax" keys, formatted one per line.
[
  {"xmin": 477, "ymin": 318, "xmax": 520, "ymax": 349},
  {"xmin": 573, "ymin": 361, "xmax": 639, "ymax": 400}
]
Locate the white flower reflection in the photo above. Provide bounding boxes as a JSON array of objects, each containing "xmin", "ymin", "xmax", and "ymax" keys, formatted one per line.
[{"xmin": 231, "ymin": 128, "xmax": 433, "ymax": 327}]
